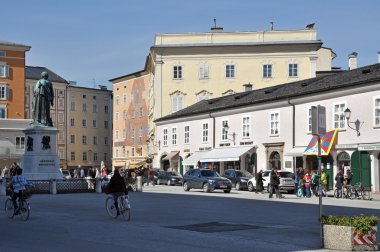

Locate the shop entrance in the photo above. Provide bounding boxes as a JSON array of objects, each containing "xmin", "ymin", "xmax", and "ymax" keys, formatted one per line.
[
  {"xmin": 305, "ymin": 154, "xmax": 334, "ymax": 190},
  {"xmin": 351, "ymin": 151, "xmax": 371, "ymax": 189}
]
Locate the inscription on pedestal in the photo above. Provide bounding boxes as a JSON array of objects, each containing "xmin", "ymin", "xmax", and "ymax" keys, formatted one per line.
[{"xmin": 38, "ymin": 159, "xmax": 56, "ymax": 168}]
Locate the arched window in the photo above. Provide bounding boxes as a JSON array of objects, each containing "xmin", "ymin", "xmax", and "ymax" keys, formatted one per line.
[
  {"xmin": 269, "ymin": 151, "xmax": 281, "ymax": 170},
  {"xmin": 337, "ymin": 151, "xmax": 350, "ymax": 170}
]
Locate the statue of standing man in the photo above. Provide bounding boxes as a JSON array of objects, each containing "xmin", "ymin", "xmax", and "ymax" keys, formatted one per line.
[{"xmin": 32, "ymin": 71, "xmax": 54, "ymax": 127}]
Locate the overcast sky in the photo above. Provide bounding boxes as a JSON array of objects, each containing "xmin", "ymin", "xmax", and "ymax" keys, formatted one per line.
[{"xmin": 2, "ymin": 0, "xmax": 380, "ymax": 89}]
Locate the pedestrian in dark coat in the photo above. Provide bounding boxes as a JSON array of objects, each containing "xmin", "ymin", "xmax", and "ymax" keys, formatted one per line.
[
  {"xmin": 269, "ymin": 169, "xmax": 283, "ymax": 199},
  {"xmin": 255, "ymin": 170, "xmax": 264, "ymax": 193}
]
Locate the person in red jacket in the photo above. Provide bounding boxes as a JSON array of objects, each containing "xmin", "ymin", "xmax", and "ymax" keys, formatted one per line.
[{"xmin": 303, "ymin": 171, "xmax": 312, "ymax": 198}]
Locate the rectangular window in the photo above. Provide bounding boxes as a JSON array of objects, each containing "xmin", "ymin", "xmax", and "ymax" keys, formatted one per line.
[
  {"xmin": 131, "ymin": 147, "xmax": 135, "ymax": 157},
  {"xmin": 58, "ymin": 148, "xmax": 64, "ymax": 160},
  {"xmin": 116, "ymin": 96, "xmax": 120, "ymax": 105},
  {"xmin": 70, "ymin": 135, "xmax": 75, "ymax": 144},
  {"xmin": 242, "ymin": 116, "xmax": 250, "ymax": 137},
  {"xmin": 82, "ymin": 103, "xmax": 86, "ymax": 112},
  {"xmin": 122, "ymin": 148, "xmax": 126, "ymax": 157},
  {"xmin": 123, "ymin": 94, "xmax": 127, "ymax": 104},
  {"xmin": 0, "ymin": 51, "xmax": 6, "ymax": 57},
  {"xmin": 92, "ymin": 104, "xmax": 97, "ymax": 113},
  {"xmin": 123, "ymin": 111, "xmax": 126, "ymax": 120},
  {"xmin": 171, "ymin": 95, "xmax": 184, "ymax": 113},
  {"xmin": 163, "ymin": 128, "xmax": 168, "ymax": 146},
  {"xmin": 15, "ymin": 137, "xmax": 24, "ymax": 150},
  {"xmin": 82, "ymin": 119, "xmax": 87, "ymax": 127},
  {"xmin": 172, "ymin": 127, "xmax": 177, "ymax": 145},
  {"xmin": 289, "ymin": 63, "xmax": 298, "ymax": 77},
  {"xmin": 104, "ymin": 105, "xmax": 109, "ymax": 113},
  {"xmin": 0, "ymin": 107, "xmax": 5, "ymax": 118},
  {"xmin": 115, "ymin": 130, "xmax": 119, "ymax": 140},
  {"xmin": 71, "ymin": 152, "xmax": 75, "ymax": 161},
  {"xmin": 137, "ymin": 147, "xmax": 143, "ymax": 157},
  {"xmin": 375, "ymin": 97, "xmax": 380, "ymax": 126},
  {"xmin": 307, "ymin": 107, "xmax": 312, "ymax": 133},
  {"xmin": 184, "ymin": 125, "xmax": 190, "ymax": 144},
  {"xmin": 93, "ymin": 95, "xmax": 96, "ymax": 100},
  {"xmin": 93, "ymin": 152, "xmax": 98, "ymax": 161},
  {"xmin": 93, "ymin": 120, "xmax": 97, "ymax": 128},
  {"xmin": 115, "ymin": 112, "xmax": 119, "ymax": 121},
  {"xmin": 104, "ymin": 121, "xmax": 108, "ymax": 128},
  {"xmin": 82, "ymin": 152, "xmax": 87, "ymax": 161},
  {"xmin": 139, "ymin": 127, "xmax": 143, "ymax": 138},
  {"xmin": 225, "ymin": 65, "xmax": 235, "ymax": 78},
  {"xmin": 173, "ymin": 65, "xmax": 182, "ymax": 79},
  {"xmin": 104, "ymin": 153, "xmax": 108, "ymax": 161},
  {"xmin": 82, "ymin": 135, "xmax": 87, "ymax": 145},
  {"xmin": 0, "ymin": 84, "xmax": 10, "ymax": 100},
  {"xmin": 270, "ymin": 112, "xmax": 280, "ymax": 136},
  {"xmin": 93, "ymin": 136, "xmax": 98, "ymax": 145},
  {"xmin": 333, "ymin": 102, "xmax": 346, "ymax": 129},
  {"xmin": 263, "ymin": 64, "xmax": 272, "ymax": 78},
  {"xmin": 202, "ymin": 123, "xmax": 209, "ymax": 143},
  {"xmin": 0, "ymin": 64, "xmax": 9, "ymax": 78},
  {"xmin": 58, "ymin": 113, "xmax": 64, "ymax": 124},
  {"xmin": 105, "ymin": 137, "xmax": 109, "ymax": 145},
  {"xmin": 122, "ymin": 129, "xmax": 126, "ymax": 139},
  {"xmin": 199, "ymin": 64, "xmax": 209, "ymax": 79},
  {"xmin": 70, "ymin": 102, "xmax": 75, "ymax": 111},
  {"xmin": 58, "ymin": 99, "xmax": 64, "ymax": 108},
  {"xmin": 83, "ymin": 95, "xmax": 86, "ymax": 99},
  {"xmin": 70, "ymin": 118, "xmax": 75, "ymax": 126},
  {"xmin": 222, "ymin": 120, "xmax": 228, "ymax": 141}
]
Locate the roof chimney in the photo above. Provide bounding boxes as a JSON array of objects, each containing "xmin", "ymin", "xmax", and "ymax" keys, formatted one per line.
[
  {"xmin": 211, "ymin": 18, "xmax": 223, "ymax": 32},
  {"xmin": 348, "ymin": 52, "xmax": 358, "ymax": 70},
  {"xmin": 243, "ymin": 83, "xmax": 253, "ymax": 91}
]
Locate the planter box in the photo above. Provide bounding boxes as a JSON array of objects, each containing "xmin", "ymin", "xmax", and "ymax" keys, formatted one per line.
[{"xmin": 324, "ymin": 225, "xmax": 378, "ymax": 251}]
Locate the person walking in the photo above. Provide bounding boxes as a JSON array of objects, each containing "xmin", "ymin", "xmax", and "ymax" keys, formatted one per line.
[
  {"xmin": 335, "ymin": 169, "xmax": 344, "ymax": 198},
  {"xmin": 269, "ymin": 168, "xmax": 283, "ymax": 199},
  {"xmin": 321, "ymin": 168, "xmax": 328, "ymax": 194},
  {"xmin": 255, "ymin": 170, "xmax": 264, "ymax": 193}
]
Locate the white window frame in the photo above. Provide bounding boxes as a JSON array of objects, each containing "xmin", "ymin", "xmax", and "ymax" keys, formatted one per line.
[
  {"xmin": 263, "ymin": 64, "xmax": 272, "ymax": 78},
  {"xmin": 115, "ymin": 112, "xmax": 119, "ymax": 121},
  {"xmin": 93, "ymin": 136, "xmax": 98, "ymax": 145},
  {"xmin": 82, "ymin": 135, "xmax": 87, "ymax": 145},
  {"xmin": 199, "ymin": 63, "xmax": 209, "ymax": 79},
  {"xmin": 163, "ymin": 128, "xmax": 168, "ymax": 146},
  {"xmin": 171, "ymin": 93, "xmax": 184, "ymax": 113},
  {"xmin": 93, "ymin": 120, "xmax": 97, "ymax": 128},
  {"xmin": 92, "ymin": 103, "xmax": 97, "ymax": 113},
  {"xmin": 222, "ymin": 120, "xmax": 228, "ymax": 141},
  {"xmin": 115, "ymin": 130, "xmax": 119, "ymax": 140},
  {"xmin": 70, "ymin": 118, "xmax": 75, "ymax": 126},
  {"xmin": 307, "ymin": 107, "xmax": 312, "ymax": 133},
  {"xmin": 172, "ymin": 127, "xmax": 177, "ymax": 145},
  {"xmin": 202, "ymin": 123, "xmax": 209, "ymax": 143},
  {"xmin": 123, "ymin": 93, "xmax": 127, "ymax": 104},
  {"xmin": 0, "ymin": 63, "xmax": 9, "ymax": 78},
  {"xmin": 374, "ymin": 96, "xmax": 380, "ymax": 127},
  {"xmin": 70, "ymin": 101, "xmax": 75, "ymax": 111},
  {"xmin": 333, "ymin": 102, "xmax": 347, "ymax": 130},
  {"xmin": 139, "ymin": 127, "xmax": 143, "ymax": 138},
  {"xmin": 225, "ymin": 64, "xmax": 235, "ymax": 78},
  {"xmin": 288, "ymin": 63, "xmax": 298, "ymax": 77},
  {"xmin": 70, "ymin": 135, "xmax": 75, "ymax": 144},
  {"xmin": 173, "ymin": 65, "xmax": 183, "ymax": 79},
  {"xmin": 184, "ymin": 125, "xmax": 190, "ymax": 144},
  {"xmin": 115, "ymin": 149, "xmax": 119, "ymax": 158},
  {"xmin": 242, "ymin": 116, "xmax": 251, "ymax": 138},
  {"xmin": 0, "ymin": 84, "xmax": 10, "ymax": 100},
  {"xmin": 116, "ymin": 95, "xmax": 120, "ymax": 105},
  {"xmin": 82, "ymin": 103, "xmax": 86, "ymax": 112},
  {"xmin": 71, "ymin": 152, "xmax": 75, "ymax": 161},
  {"xmin": 270, "ymin": 111, "xmax": 280, "ymax": 136},
  {"xmin": 15, "ymin": 136, "xmax": 25, "ymax": 150},
  {"xmin": 82, "ymin": 119, "xmax": 87, "ymax": 127},
  {"xmin": 123, "ymin": 129, "xmax": 126, "ymax": 139},
  {"xmin": 131, "ymin": 147, "xmax": 135, "ymax": 157}
]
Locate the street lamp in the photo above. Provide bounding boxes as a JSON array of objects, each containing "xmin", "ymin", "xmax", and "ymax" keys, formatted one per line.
[
  {"xmin": 222, "ymin": 122, "xmax": 237, "ymax": 145},
  {"xmin": 344, "ymin": 108, "xmax": 364, "ymax": 136}
]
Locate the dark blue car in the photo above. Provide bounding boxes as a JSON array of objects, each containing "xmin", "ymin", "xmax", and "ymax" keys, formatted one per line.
[{"xmin": 183, "ymin": 169, "xmax": 232, "ymax": 193}]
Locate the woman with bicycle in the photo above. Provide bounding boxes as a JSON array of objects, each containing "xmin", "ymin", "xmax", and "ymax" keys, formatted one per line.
[
  {"xmin": 11, "ymin": 167, "xmax": 28, "ymax": 215},
  {"xmin": 108, "ymin": 168, "xmax": 128, "ymax": 216}
]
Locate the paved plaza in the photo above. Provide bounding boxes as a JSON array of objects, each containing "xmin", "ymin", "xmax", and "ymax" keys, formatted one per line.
[{"xmin": 0, "ymin": 186, "xmax": 379, "ymax": 252}]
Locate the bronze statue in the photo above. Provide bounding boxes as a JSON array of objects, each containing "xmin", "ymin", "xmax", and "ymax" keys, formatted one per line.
[{"xmin": 32, "ymin": 71, "xmax": 54, "ymax": 126}]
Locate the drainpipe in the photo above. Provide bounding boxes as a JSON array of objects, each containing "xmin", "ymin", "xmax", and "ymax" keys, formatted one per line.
[
  {"xmin": 288, "ymin": 98, "xmax": 296, "ymax": 172},
  {"xmin": 208, "ymin": 112, "xmax": 215, "ymax": 149}
]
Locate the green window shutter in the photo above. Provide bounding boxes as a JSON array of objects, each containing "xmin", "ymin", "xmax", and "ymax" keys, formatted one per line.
[
  {"xmin": 5, "ymin": 65, "xmax": 9, "ymax": 77},
  {"xmin": 5, "ymin": 87, "xmax": 10, "ymax": 99}
]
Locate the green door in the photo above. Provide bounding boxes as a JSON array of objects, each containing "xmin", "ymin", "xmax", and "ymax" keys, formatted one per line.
[
  {"xmin": 351, "ymin": 151, "xmax": 371, "ymax": 189},
  {"xmin": 179, "ymin": 156, "xmax": 184, "ymax": 176}
]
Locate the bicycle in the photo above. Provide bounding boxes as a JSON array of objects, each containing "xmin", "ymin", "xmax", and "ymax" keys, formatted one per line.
[
  {"xmin": 348, "ymin": 182, "xmax": 371, "ymax": 200},
  {"xmin": 334, "ymin": 186, "xmax": 349, "ymax": 199},
  {"xmin": 105, "ymin": 194, "xmax": 131, "ymax": 221},
  {"xmin": 4, "ymin": 191, "xmax": 30, "ymax": 221}
]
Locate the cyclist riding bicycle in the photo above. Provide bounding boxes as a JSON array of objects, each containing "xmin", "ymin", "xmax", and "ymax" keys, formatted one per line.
[
  {"xmin": 108, "ymin": 168, "xmax": 128, "ymax": 216},
  {"xmin": 11, "ymin": 167, "xmax": 28, "ymax": 215}
]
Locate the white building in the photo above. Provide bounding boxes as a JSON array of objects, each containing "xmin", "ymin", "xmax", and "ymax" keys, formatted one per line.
[{"xmin": 155, "ymin": 62, "xmax": 380, "ymax": 192}]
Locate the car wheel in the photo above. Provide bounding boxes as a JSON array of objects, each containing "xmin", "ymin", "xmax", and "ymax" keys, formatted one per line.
[
  {"xmin": 224, "ymin": 189, "xmax": 231, "ymax": 193},
  {"xmin": 183, "ymin": 182, "xmax": 190, "ymax": 191},
  {"xmin": 248, "ymin": 182, "xmax": 254, "ymax": 192},
  {"xmin": 235, "ymin": 182, "xmax": 241, "ymax": 190},
  {"xmin": 167, "ymin": 180, "xmax": 171, "ymax": 186},
  {"xmin": 203, "ymin": 183, "xmax": 210, "ymax": 193}
]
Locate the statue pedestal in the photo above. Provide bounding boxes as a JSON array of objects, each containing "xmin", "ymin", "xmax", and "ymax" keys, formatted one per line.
[{"xmin": 21, "ymin": 125, "xmax": 63, "ymax": 180}]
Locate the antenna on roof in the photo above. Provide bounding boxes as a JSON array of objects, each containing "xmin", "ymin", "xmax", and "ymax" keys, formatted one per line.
[
  {"xmin": 211, "ymin": 18, "xmax": 223, "ymax": 32},
  {"xmin": 306, "ymin": 23, "xmax": 315, "ymax": 29},
  {"xmin": 213, "ymin": 18, "xmax": 217, "ymax": 28}
]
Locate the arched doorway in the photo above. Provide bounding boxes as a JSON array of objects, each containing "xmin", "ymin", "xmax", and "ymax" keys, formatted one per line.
[
  {"xmin": 337, "ymin": 151, "xmax": 351, "ymax": 170},
  {"xmin": 269, "ymin": 151, "xmax": 281, "ymax": 170},
  {"xmin": 160, "ymin": 154, "xmax": 170, "ymax": 171},
  {"xmin": 351, "ymin": 151, "xmax": 371, "ymax": 188}
]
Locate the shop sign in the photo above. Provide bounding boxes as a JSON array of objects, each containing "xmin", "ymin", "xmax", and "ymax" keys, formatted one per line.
[
  {"xmin": 358, "ymin": 145, "xmax": 380, "ymax": 151},
  {"xmin": 335, "ymin": 144, "xmax": 358, "ymax": 149}
]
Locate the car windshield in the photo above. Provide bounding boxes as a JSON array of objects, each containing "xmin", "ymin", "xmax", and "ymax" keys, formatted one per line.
[
  {"xmin": 201, "ymin": 170, "xmax": 219, "ymax": 177},
  {"xmin": 168, "ymin": 171, "xmax": 180, "ymax": 177},
  {"xmin": 236, "ymin": 170, "xmax": 253, "ymax": 178},
  {"xmin": 278, "ymin": 172, "xmax": 293, "ymax": 178}
]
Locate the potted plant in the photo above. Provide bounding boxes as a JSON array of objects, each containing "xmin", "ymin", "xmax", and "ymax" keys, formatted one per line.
[{"xmin": 321, "ymin": 214, "xmax": 378, "ymax": 251}]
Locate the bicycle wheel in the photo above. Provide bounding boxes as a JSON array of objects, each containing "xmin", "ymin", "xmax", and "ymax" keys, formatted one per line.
[
  {"xmin": 119, "ymin": 197, "xmax": 131, "ymax": 221},
  {"xmin": 105, "ymin": 196, "xmax": 117, "ymax": 218},
  {"xmin": 361, "ymin": 189, "xmax": 371, "ymax": 200},
  {"xmin": 5, "ymin": 199, "xmax": 14, "ymax": 219},
  {"xmin": 349, "ymin": 188, "xmax": 357, "ymax": 200},
  {"xmin": 296, "ymin": 188, "xmax": 303, "ymax": 198},
  {"xmin": 19, "ymin": 200, "xmax": 30, "ymax": 221}
]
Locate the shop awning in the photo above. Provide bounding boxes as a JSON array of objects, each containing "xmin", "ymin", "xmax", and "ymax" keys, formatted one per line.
[
  {"xmin": 199, "ymin": 146, "xmax": 253, "ymax": 162},
  {"xmin": 284, "ymin": 147, "xmax": 307, "ymax": 156},
  {"xmin": 304, "ymin": 129, "xmax": 338, "ymax": 156},
  {"xmin": 182, "ymin": 151, "xmax": 210, "ymax": 166},
  {"xmin": 162, "ymin": 151, "xmax": 179, "ymax": 161}
]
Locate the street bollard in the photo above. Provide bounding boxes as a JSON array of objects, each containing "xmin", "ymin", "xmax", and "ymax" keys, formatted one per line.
[
  {"xmin": 136, "ymin": 176, "xmax": 143, "ymax": 192},
  {"xmin": 95, "ymin": 178, "xmax": 102, "ymax": 193},
  {"xmin": 0, "ymin": 178, "xmax": 6, "ymax": 196},
  {"xmin": 50, "ymin": 179, "xmax": 57, "ymax": 194}
]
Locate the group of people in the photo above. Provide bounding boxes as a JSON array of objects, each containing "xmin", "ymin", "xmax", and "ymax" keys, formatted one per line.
[
  {"xmin": 294, "ymin": 167, "xmax": 328, "ymax": 198},
  {"xmin": 334, "ymin": 168, "xmax": 352, "ymax": 198},
  {"xmin": 253, "ymin": 168, "xmax": 285, "ymax": 199}
]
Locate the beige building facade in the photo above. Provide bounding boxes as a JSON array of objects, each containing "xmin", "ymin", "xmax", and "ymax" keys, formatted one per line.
[{"xmin": 66, "ymin": 85, "xmax": 113, "ymax": 171}]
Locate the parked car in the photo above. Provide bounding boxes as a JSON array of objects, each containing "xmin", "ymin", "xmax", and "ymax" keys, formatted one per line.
[
  {"xmin": 61, "ymin": 170, "xmax": 71, "ymax": 180},
  {"xmin": 247, "ymin": 170, "xmax": 295, "ymax": 193},
  {"xmin": 183, "ymin": 169, "xmax": 232, "ymax": 193},
  {"xmin": 222, "ymin": 169, "xmax": 253, "ymax": 190},
  {"xmin": 157, "ymin": 171, "xmax": 183, "ymax": 186}
]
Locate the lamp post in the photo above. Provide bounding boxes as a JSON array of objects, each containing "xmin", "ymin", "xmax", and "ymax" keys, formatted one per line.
[
  {"xmin": 344, "ymin": 108, "xmax": 364, "ymax": 186},
  {"xmin": 222, "ymin": 122, "xmax": 236, "ymax": 145}
]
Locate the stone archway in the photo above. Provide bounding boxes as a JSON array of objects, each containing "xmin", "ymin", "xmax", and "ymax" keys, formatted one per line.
[
  {"xmin": 263, "ymin": 142, "xmax": 284, "ymax": 170},
  {"xmin": 337, "ymin": 151, "xmax": 351, "ymax": 170},
  {"xmin": 269, "ymin": 151, "xmax": 281, "ymax": 170}
]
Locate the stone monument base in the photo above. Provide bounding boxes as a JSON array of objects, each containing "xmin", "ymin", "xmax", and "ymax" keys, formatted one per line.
[{"xmin": 21, "ymin": 125, "xmax": 63, "ymax": 180}]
